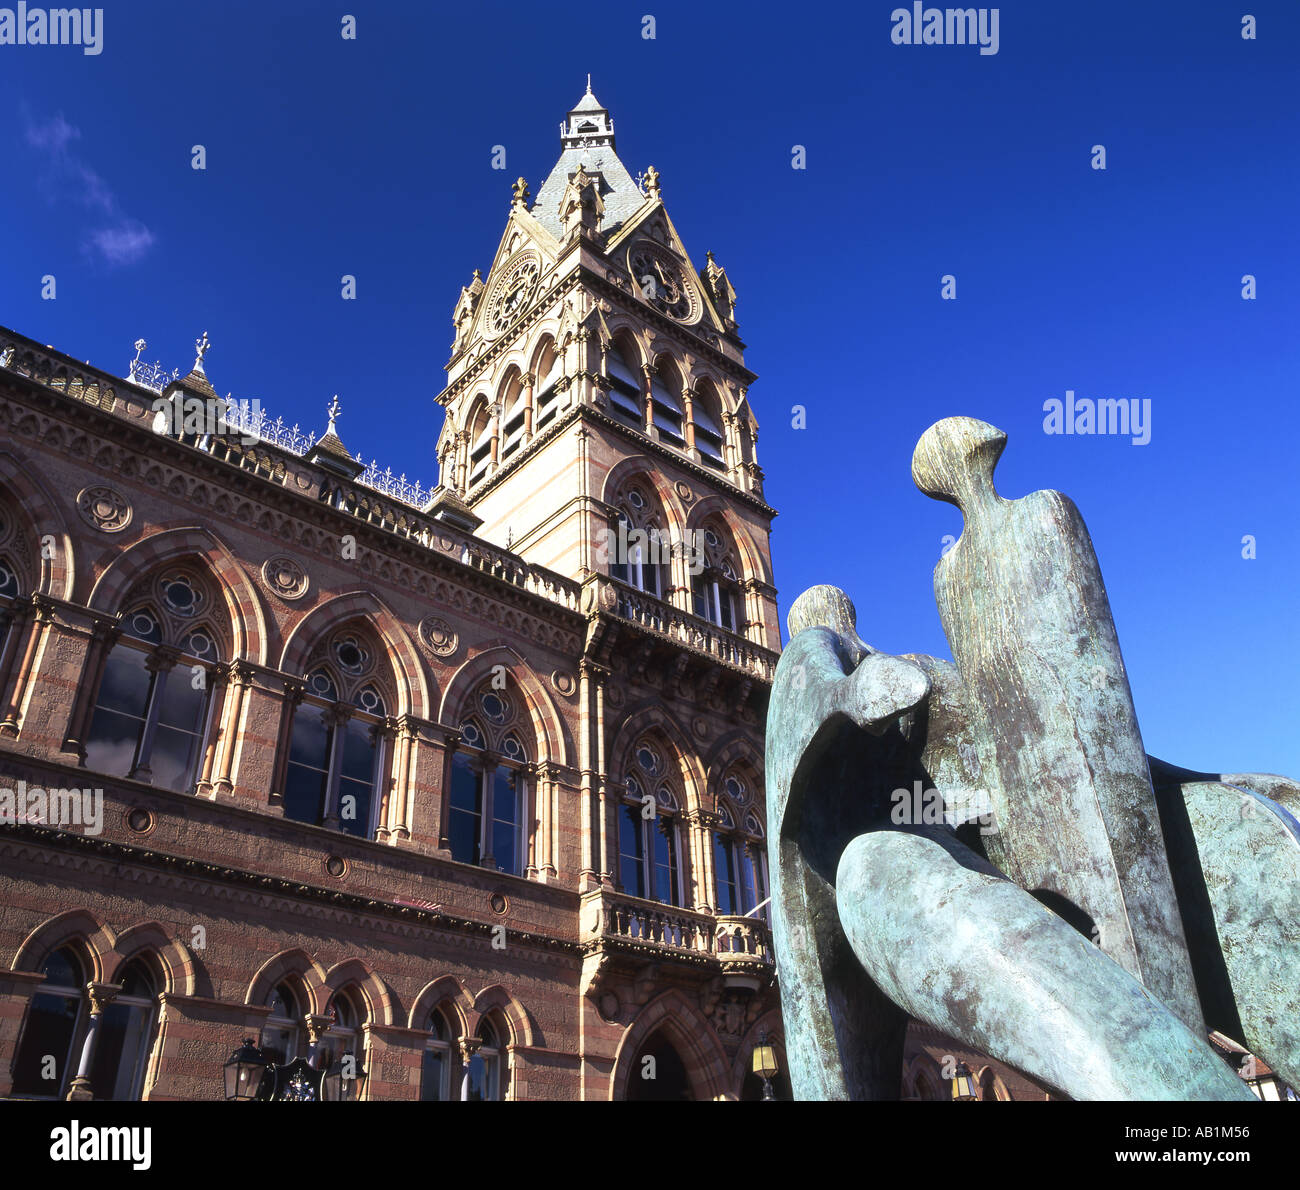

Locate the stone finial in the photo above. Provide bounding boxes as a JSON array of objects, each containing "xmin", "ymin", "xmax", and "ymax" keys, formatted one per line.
[
  {"xmin": 643, "ymin": 164, "xmax": 661, "ymax": 198},
  {"xmin": 512, "ymin": 176, "xmax": 531, "ymax": 206},
  {"xmin": 194, "ymin": 330, "xmax": 211, "ymax": 371},
  {"xmin": 326, "ymin": 394, "xmax": 342, "ymax": 436}
]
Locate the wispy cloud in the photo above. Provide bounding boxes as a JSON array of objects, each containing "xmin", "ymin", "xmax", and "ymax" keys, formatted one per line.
[{"xmin": 23, "ymin": 109, "xmax": 156, "ymax": 267}]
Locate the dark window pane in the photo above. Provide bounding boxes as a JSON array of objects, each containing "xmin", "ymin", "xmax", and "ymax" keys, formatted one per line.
[
  {"xmin": 653, "ymin": 818, "xmax": 679, "ymax": 906},
  {"xmin": 85, "ymin": 648, "xmax": 154, "ymax": 776},
  {"xmin": 421, "ymin": 1049, "xmax": 447, "ymax": 1101},
  {"xmin": 714, "ymin": 833, "xmax": 739, "ymax": 915},
  {"xmin": 89, "ymin": 1001, "xmax": 153, "ymax": 1101},
  {"xmin": 619, "ymin": 805, "xmax": 645, "ymax": 897},
  {"xmin": 338, "ymin": 776, "xmax": 373, "ymax": 837},
  {"xmin": 340, "ymin": 719, "xmax": 376, "ymax": 783},
  {"xmin": 284, "ymin": 761, "xmax": 329, "ymax": 825},
  {"xmin": 449, "ymin": 753, "xmax": 481, "ymax": 812},
  {"xmin": 289, "ymin": 704, "xmax": 330, "ymax": 769},
  {"xmin": 491, "ymin": 769, "xmax": 517, "ymax": 875},
  {"xmin": 11, "ymin": 993, "xmax": 80, "ymax": 1097},
  {"xmin": 156, "ymin": 670, "xmax": 207, "ymax": 732}
]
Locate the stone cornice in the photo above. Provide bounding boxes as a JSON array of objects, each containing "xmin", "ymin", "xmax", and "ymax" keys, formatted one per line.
[{"xmin": 1, "ymin": 823, "xmax": 583, "ymax": 956}]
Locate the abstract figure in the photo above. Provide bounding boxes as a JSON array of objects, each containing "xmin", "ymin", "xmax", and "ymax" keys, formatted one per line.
[{"xmin": 767, "ymin": 417, "xmax": 1299, "ymax": 1101}]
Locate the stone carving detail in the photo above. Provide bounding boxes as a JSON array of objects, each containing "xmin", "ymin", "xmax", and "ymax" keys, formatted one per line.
[
  {"xmin": 261, "ymin": 555, "xmax": 309, "ymax": 601},
  {"xmin": 551, "ymin": 670, "xmax": 576, "ymax": 697},
  {"xmin": 419, "ymin": 616, "xmax": 459, "ymax": 658},
  {"xmin": 768, "ymin": 416, "xmax": 1299, "ymax": 1103},
  {"xmin": 77, "ymin": 486, "xmax": 132, "ymax": 533}
]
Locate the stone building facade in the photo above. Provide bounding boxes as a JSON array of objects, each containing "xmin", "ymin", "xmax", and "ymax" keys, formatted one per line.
[
  {"xmin": 0, "ymin": 86, "xmax": 1056, "ymax": 1103},
  {"xmin": 0, "ymin": 86, "xmax": 785, "ymax": 1102}
]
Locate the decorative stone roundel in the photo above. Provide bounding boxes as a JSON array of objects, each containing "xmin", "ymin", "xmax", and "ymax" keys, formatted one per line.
[
  {"xmin": 262, "ymin": 555, "xmax": 309, "ymax": 601},
  {"xmin": 420, "ymin": 616, "xmax": 459, "ymax": 658},
  {"xmin": 77, "ymin": 486, "xmax": 132, "ymax": 533},
  {"xmin": 551, "ymin": 670, "xmax": 576, "ymax": 697}
]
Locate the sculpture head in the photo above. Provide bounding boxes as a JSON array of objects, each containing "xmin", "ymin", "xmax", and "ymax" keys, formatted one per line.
[{"xmin": 912, "ymin": 416, "xmax": 1007, "ymax": 512}]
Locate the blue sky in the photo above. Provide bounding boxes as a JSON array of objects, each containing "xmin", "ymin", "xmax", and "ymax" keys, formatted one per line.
[{"xmin": 2, "ymin": 1, "xmax": 1296, "ymax": 776}]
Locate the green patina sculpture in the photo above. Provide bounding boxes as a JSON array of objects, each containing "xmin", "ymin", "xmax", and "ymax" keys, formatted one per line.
[{"xmin": 767, "ymin": 416, "xmax": 1300, "ymax": 1101}]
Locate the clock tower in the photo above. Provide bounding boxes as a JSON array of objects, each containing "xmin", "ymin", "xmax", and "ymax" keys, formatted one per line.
[{"xmin": 431, "ymin": 82, "xmax": 779, "ymax": 653}]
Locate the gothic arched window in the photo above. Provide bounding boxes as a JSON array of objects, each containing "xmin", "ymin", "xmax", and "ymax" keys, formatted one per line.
[
  {"xmin": 448, "ymin": 682, "xmax": 531, "ymax": 876},
  {"xmin": 421, "ymin": 1007, "xmax": 456, "ymax": 1102},
  {"xmin": 691, "ymin": 520, "xmax": 742, "ymax": 632},
  {"xmin": 692, "ymin": 380, "xmax": 726, "ymax": 469},
  {"xmin": 534, "ymin": 339, "xmax": 564, "ymax": 431},
  {"xmin": 260, "ymin": 982, "xmax": 304, "ymax": 1066},
  {"xmin": 90, "ymin": 957, "xmax": 159, "ymax": 1101},
  {"xmin": 466, "ymin": 397, "xmax": 494, "ymax": 487},
  {"xmin": 617, "ymin": 740, "xmax": 683, "ymax": 906},
  {"xmin": 283, "ymin": 627, "xmax": 391, "ymax": 838},
  {"xmin": 605, "ymin": 341, "xmax": 644, "ymax": 426},
  {"xmin": 650, "ymin": 358, "xmax": 685, "ymax": 446},
  {"xmin": 499, "ymin": 371, "xmax": 526, "ymax": 461},
  {"xmin": 607, "ymin": 480, "xmax": 670, "ymax": 600},
  {"xmin": 713, "ymin": 770, "xmax": 768, "ymax": 919},
  {"xmin": 466, "ymin": 1017, "xmax": 504, "ymax": 1102},
  {"xmin": 84, "ymin": 568, "xmax": 225, "ymax": 792},
  {"xmin": 11, "ymin": 947, "xmax": 85, "ymax": 1098}
]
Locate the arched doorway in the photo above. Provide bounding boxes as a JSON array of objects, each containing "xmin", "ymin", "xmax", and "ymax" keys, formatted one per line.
[{"xmin": 627, "ymin": 1031, "xmax": 693, "ymax": 1101}]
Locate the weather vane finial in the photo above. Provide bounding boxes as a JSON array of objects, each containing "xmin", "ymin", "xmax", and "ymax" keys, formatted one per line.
[
  {"xmin": 327, "ymin": 395, "xmax": 342, "ymax": 436},
  {"xmin": 586, "ymin": 72, "xmax": 592, "ymax": 94},
  {"xmin": 194, "ymin": 330, "xmax": 211, "ymax": 370}
]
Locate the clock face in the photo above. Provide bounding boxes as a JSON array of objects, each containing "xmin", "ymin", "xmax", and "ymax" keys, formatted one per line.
[
  {"xmin": 486, "ymin": 252, "xmax": 541, "ymax": 334},
  {"xmin": 627, "ymin": 241, "xmax": 698, "ymax": 324}
]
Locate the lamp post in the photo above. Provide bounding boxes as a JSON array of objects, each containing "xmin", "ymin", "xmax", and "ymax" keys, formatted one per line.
[
  {"xmin": 224, "ymin": 1039, "xmax": 271, "ymax": 1102},
  {"xmin": 751, "ymin": 1031, "xmax": 780, "ymax": 1101},
  {"xmin": 950, "ymin": 1061, "xmax": 977, "ymax": 1101}
]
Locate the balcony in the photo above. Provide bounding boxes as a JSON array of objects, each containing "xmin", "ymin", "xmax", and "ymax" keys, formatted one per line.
[
  {"xmin": 581, "ymin": 889, "xmax": 774, "ymax": 989},
  {"xmin": 608, "ymin": 582, "xmax": 777, "ymax": 682}
]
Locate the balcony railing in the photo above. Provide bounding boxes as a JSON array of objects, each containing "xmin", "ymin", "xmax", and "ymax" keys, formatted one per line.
[
  {"xmin": 582, "ymin": 889, "xmax": 775, "ymax": 968},
  {"xmin": 611, "ymin": 583, "xmax": 777, "ymax": 681}
]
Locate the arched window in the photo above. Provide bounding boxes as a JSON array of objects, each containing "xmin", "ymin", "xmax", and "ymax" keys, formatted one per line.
[
  {"xmin": 713, "ymin": 772, "xmax": 768, "ymax": 919},
  {"xmin": 11, "ymin": 947, "xmax": 85, "ymax": 1098},
  {"xmin": 605, "ymin": 342, "xmax": 644, "ymax": 426},
  {"xmin": 650, "ymin": 359, "xmax": 685, "ymax": 446},
  {"xmin": 421, "ymin": 1007, "xmax": 456, "ymax": 1102},
  {"xmin": 617, "ymin": 740, "xmax": 683, "ymax": 906},
  {"xmin": 260, "ymin": 982, "xmax": 304, "ymax": 1066},
  {"xmin": 283, "ymin": 627, "xmax": 391, "ymax": 838},
  {"xmin": 447, "ymin": 683, "xmax": 530, "ymax": 876},
  {"xmin": 320, "ymin": 990, "xmax": 365, "ymax": 1099},
  {"xmin": 466, "ymin": 397, "xmax": 494, "ymax": 487},
  {"xmin": 534, "ymin": 340, "xmax": 564, "ymax": 431},
  {"xmin": 90, "ymin": 957, "xmax": 159, "ymax": 1101},
  {"xmin": 466, "ymin": 1017, "xmax": 504, "ymax": 1102},
  {"xmin": 692, "ymin": 380, "xmax": 726, "ymax": 469},
  {"xmin": 84, "ymin": 568, "xmax": 224, "ymax": 792},
  {"xmin": 607, "ymin": 480, "xmax": 670, "ymax": 599},
  {"xmin": 499, "ymin": 371, "xmax": 526, "ymax": 461},
  {"xmin": 691, "ymin": 520, "xmax": 742, "ymax": 632}
]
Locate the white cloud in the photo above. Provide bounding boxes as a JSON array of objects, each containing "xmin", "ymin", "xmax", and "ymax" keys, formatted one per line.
[{"xmin": 23, "ymin": 108, "xmax": 156, "ymax": 268}]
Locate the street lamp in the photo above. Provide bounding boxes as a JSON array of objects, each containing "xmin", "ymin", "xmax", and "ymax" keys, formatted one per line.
[
  {"xmin": 950, "ymin": 1061, "xmax": 977, "ymax": 1101},
  {"xmin": 224, "ymin": 1038, "xmax": 270, "ymax": 1102},
  {"xmin": 751, "ymin": 1032, "xmax": 780, "ymax": 1101},
  {"xmin": 323, "ymin": 1051, "xmax": 367, "ymax": 1102}
]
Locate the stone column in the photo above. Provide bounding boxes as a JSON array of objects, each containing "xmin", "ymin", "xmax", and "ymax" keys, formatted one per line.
[
  {"xmin": 0, "ymin": 598, "xmax": 36, "ymax": 738},
  {"xmin": 640, "ymin": 364, "xmax": 657, "ymax": 438},
  {"xmin": 131, "ymin": 647, "xmax": 181, "ymax": 783},
  {"xmin": 682, "ymin": 384, "xmax": 696, "ymax": 453},
  {"xmin": 0, "ymin": 596, "xmax": 56, "ymax": 741},
  {"xmin": 457, "ymin": 1035, "xmax": 481, "ymax": 1101},
  {"xmin": 684, "ymin": 809, "xmax": 717, "ymax": 914},
  {"xmin": 66, "ymin": 982, "xmax": 119, "ymax": 1102},
  {"xmin": 266, "ymin": 676, "xmax": 305, "ymax": 812},
  {"xmin": 193, "ymin": 664, "xmax": 229, "ymax": 798},
  {"xmin": 212, "ymin": 660, "xmax": 257, "ymax": 799},
  {"xmin": 578, "ymin": 662, "xmax": 597, "ymax": 888},
  {"xmin": 520, "ymin": 371, "xmax": 536, "ymax": 441}
]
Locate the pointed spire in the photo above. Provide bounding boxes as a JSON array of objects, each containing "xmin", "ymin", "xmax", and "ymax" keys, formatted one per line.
[{"xmin": 306, "ymin": 393, "xmax": 365, "ymax": 477}]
